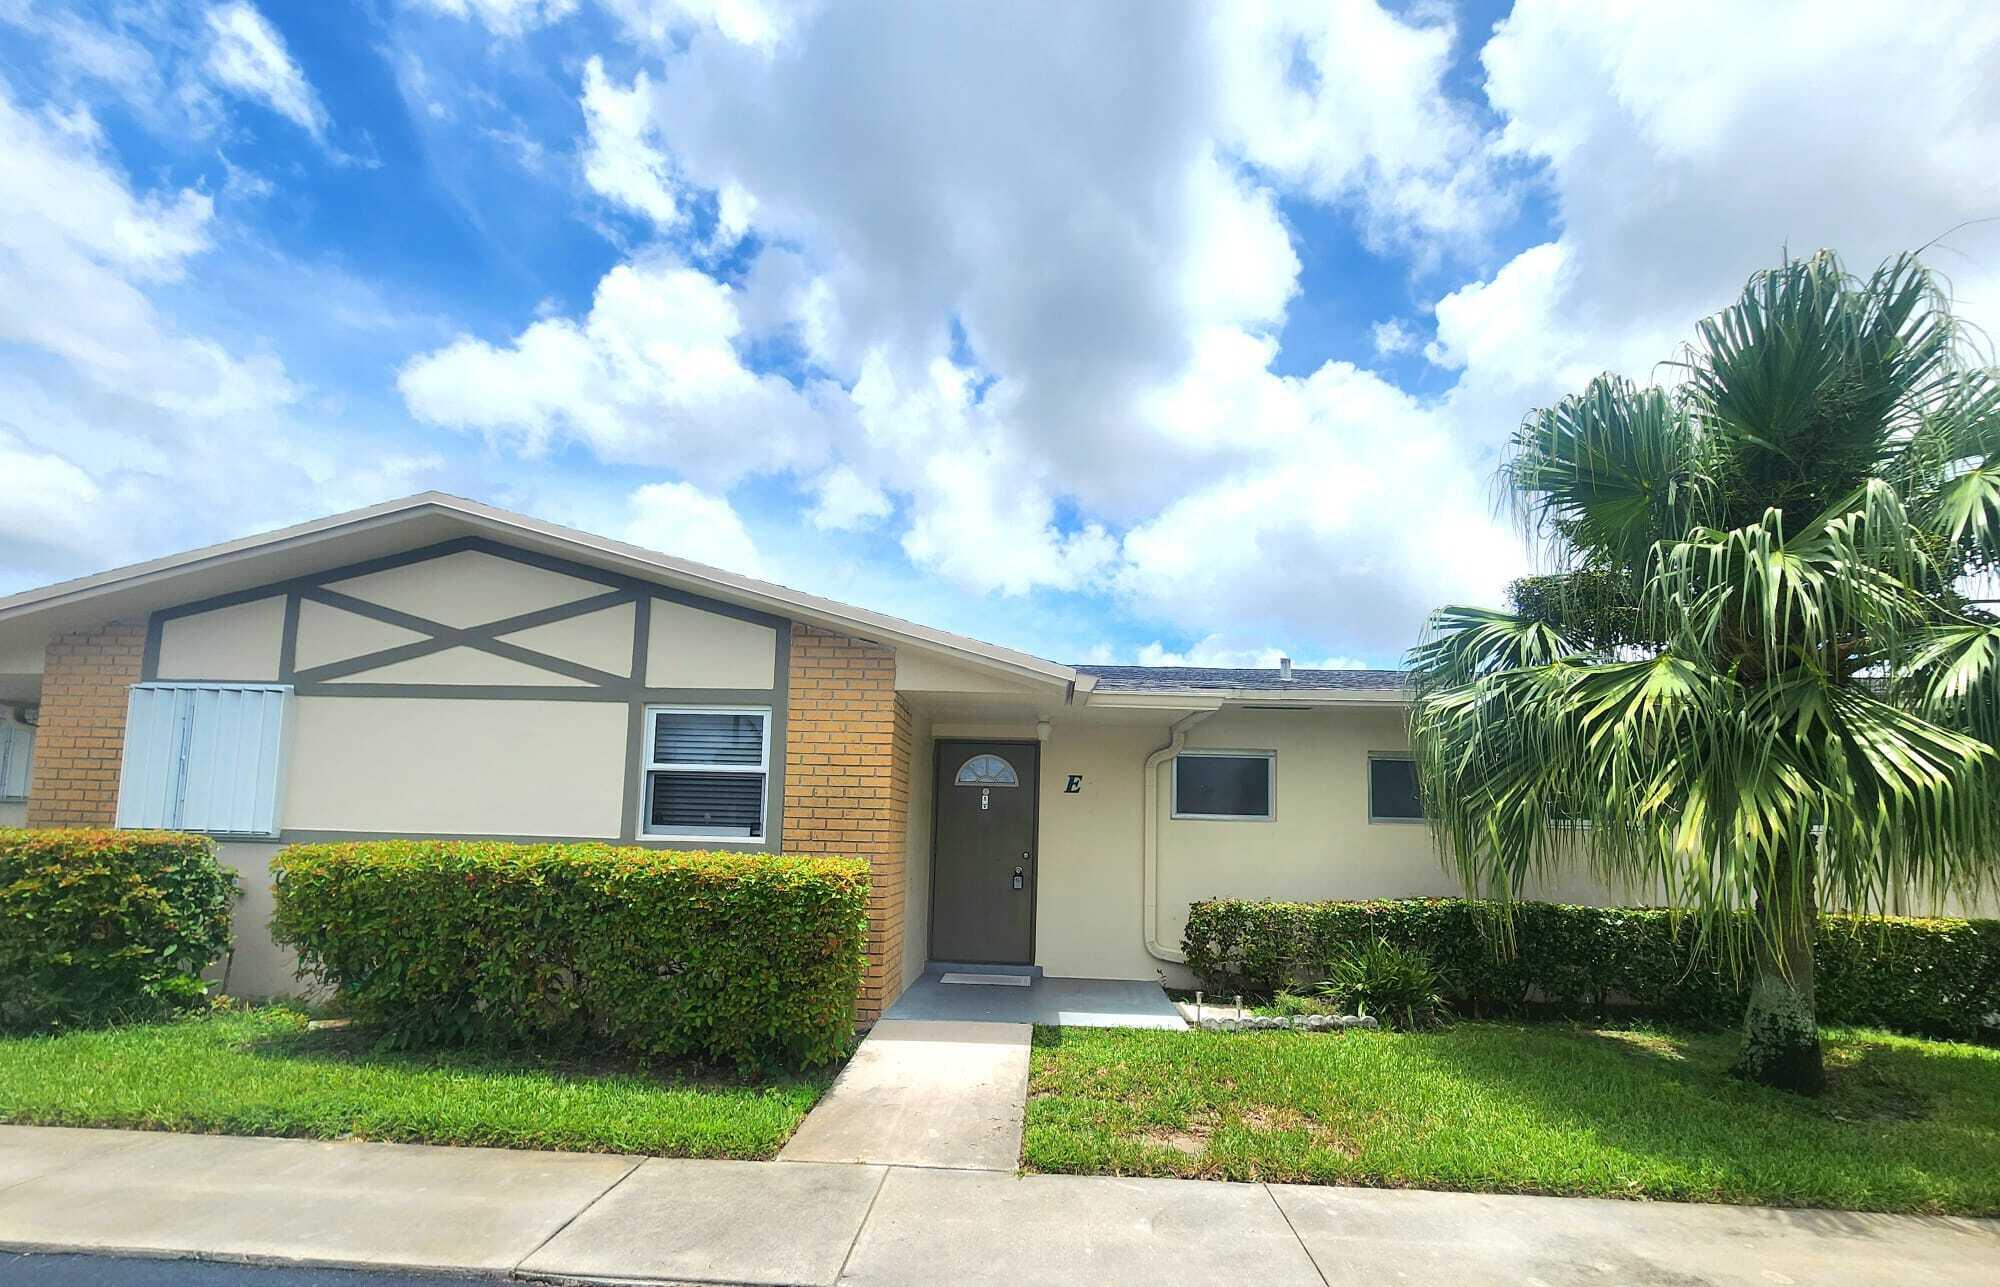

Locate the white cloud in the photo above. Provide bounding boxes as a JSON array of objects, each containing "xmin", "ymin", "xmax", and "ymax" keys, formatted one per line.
[
  {"xmin": 624, "ymin": 480, "xmax": 763, "ymax": 574},
  {"xmin": 1432, "ymin": 1, "xmax": 2000, "ymax": 454},
  {"xmin": 408, "ymin": 0, "xmax": 578, "ymax": 38},
  {"xmin": 1370, "ymin": 318, "xmax": 1417, "ymax": 357},
  {"xmin": 401, "ymin": 0, "xmax": 2000, "ymax": 665},
  {"xmin": 0, "ymin": 82, "xmax": 295, "ymax": 416},
  {"xmin": 601, "ymin": 0, "xmax": 799, "ymax": 49},
  {"xmin": 397, "ymin": 257, "xmax": 839, "ymax": 484},
  {"xmin": 0, "ymin": 432, "xmax": 109, "ymax": 577},
  {"xmin": 1115, "ymin": 357, "xmax": 1524, "ymax": 655},
  {"xmin": 409, "ymin": 0, "xmax": 1513, "ymax": 632},
  {"xmin": 203, "ymin": 3, "xmax": 326, "ymax": 138},
  {"xmin": 1210, "ymin": 1, "xmax": 1506, "ymax": 255},
  {"xmin": 806, "ymin": 464, "xmax": 890, "ymax": 531},
  {"xmin": 1131, "ymin": 637, "xmax": 1372, "ymax": 670},
  {"xmin": 579, "ymin": 55, "xmax": 677, "ymax": 226}
]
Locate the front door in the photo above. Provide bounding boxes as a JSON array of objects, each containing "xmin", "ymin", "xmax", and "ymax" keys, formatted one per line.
[{"xmin": 930, "ymin": 740, "xmax": 1038, "ymax": 965}]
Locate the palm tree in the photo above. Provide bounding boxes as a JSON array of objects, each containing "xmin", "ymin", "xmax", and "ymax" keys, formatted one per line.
[{"xmin": 1408, "ymin": 251, "xmax": 2000, "ymax": 1094}]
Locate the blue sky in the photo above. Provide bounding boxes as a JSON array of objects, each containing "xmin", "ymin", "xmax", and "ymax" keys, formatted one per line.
[{"xmin": 3, "ymin": 1, "xmax": 1999, "ymax": 671}]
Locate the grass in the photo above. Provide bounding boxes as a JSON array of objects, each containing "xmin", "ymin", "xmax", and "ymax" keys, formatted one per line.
[
  {"xmin": 1026, "ymin": 1022, "xmax": 2000, "ymax": 1215},
  {"xmin": 0, "ymin": 1005, "xmax": 833, "ymax": 1157}
]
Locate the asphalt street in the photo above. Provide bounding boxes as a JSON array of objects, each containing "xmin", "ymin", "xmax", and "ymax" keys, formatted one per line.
[{"xmin": 0, "ymin": 1252, "xmax": 498, "ymax": 1286}]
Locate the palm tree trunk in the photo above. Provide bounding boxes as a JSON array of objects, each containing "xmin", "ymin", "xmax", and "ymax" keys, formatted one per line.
[{"xmin": 1733, "ymin": 845, "xmax": 1826, "ymax": 1095}]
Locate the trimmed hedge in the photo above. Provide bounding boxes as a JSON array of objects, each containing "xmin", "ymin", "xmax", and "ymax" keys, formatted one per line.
[
  {"xmin": 1183, "ymin": 898, "xmax": 2000, "ymax": 1040},
  {"xmin": 271, "ymin": 840, "xmax": 870, "ymax": 1070},
  {"xmin": 0, "ymin": 829, "xmax": 236, "ymax": 1031}
]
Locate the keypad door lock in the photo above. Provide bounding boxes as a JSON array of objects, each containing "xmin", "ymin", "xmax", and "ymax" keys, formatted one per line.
[{"xmin": 1011, "ymin": 865, "xmax": 1025, "ymax": 890}]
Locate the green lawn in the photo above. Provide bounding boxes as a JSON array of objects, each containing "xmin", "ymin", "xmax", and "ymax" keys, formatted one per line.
[
  {"xmin": 1026, "ymin": 1022, "xmax": 2000, "ymax": 1215},
  {"xmin": 0, "ymin": 1006, "xmax": 832, "ymax": 1157}
]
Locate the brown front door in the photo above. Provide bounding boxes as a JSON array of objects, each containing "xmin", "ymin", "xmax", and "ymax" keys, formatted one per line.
[{"xmin": 930, "ymin": 740, "xmax": 1038, "ymax": 965}]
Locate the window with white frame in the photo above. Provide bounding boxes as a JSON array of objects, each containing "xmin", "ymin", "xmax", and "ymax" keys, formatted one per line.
[
  {"xmin": 1368, "ymin": 754, "xmax": 1425, "ymax": 822},
  {"xmin": 643, "ymin": 706, "xmax": 770, "ymax": 841},
  {"xmin": 0, "ymin": 711, "xmax": 34, "ymax": 802},
  {"xmin": 1172, "ymin": 750, "xmax": 1274, "ymax": 820},
  {"xmin": 115, "ymin": 684, "xmax": 290, "ymax": 835}
]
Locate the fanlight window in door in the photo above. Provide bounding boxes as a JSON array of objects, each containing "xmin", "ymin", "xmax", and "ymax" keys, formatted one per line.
[{"xmin": 954, "ymin": 753, "xmax": 1019, "ymax": 787}]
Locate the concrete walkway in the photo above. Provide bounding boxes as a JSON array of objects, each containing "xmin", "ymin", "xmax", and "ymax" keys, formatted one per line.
[
  {"xmin": 779, "ymin": 1020, "xmax": 1030, "ymax": 1170},
  {"xmin": 883, "ymin": 971, "xmax": 1187, "ymax": 1028},
  {"xmin": 2, "ymin": 1125, "xmax": 1997, "ymax": 1286}
]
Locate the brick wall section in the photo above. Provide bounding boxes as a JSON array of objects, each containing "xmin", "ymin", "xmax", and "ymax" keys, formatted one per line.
[
  {"xmin": 25, "ymin": 621, "xmax": 145, "ymax": 828},
  {"xmin": 781, "ymin": 624, "xmax": 911, "ymax": 1023}
]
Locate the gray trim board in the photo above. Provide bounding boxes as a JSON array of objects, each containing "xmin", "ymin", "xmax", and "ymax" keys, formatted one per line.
[
  {"xmin": 288, "ymin": 684, "xmax": 779, "ymax": 702},
  {"xmin": 619, "ymin": 595, "xmax": 652, "ymax": 842},
  {"xmin": 277, "ymin": 591, "xmax": 301, "ymax": 684},
  {"xmin": 293, "ymin": 587, "xmax": 636, "ymax": 687}
]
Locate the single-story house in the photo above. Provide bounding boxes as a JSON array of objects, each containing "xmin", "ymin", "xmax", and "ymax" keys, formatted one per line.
[{"xmin": 1, "ymin": 493, "xmax": 1989, "ymax": 1020}]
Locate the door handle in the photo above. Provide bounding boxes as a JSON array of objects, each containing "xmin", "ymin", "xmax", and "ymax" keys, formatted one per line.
[{"xmin": 1011, "ymin": 865, "xmax": 1025, "ymax": 891}]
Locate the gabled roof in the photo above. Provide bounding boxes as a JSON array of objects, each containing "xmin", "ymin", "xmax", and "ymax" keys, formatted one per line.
[
  {"xmin": 0, "ymin": 492, "xmax": 1076, "ymax": 690},
  {"xmin": 0, "ymin": 493, "xmax": 1418, "ymax": 708}
]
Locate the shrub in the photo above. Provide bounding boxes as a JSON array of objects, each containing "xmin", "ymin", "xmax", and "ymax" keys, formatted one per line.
[
  {"xmin": 271, "ymin": 840, "xmax": 870, "ymax": 1070},
  {"xmin": 1183, "ymin": 897, "xmax": 2000, "ymax": 1040},
  {"xmin": 0, "ymin": 829, "xmax": 236, "ymax": 1031},
  {"xmin": 1315, "ymin": 937, "xmax": 1448, "ymax": 1030}
]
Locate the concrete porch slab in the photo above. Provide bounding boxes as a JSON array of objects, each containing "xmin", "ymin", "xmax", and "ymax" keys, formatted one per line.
[
  {"xmin": 779, "ymin": 1020, "xmax": 1030, "ymax": 1171},
  {"xmin": 1271, "ymin": 1184, "xmax": 2000, "ymax": 1287},
  {"xmin": 0, "ymin": 1127, "xmax": 638, "ymax": 1274},
  {"xmin": 838, "ymin": 1168, "xmax": 1324, "ymax": 1287},
  {"xmin": 883, "ymin": 972, "xmax": 1186, "ymax": 1029},
  {"xmin": 520, "ymin": 1157, "xmax": 886, "ymax": 1286}
]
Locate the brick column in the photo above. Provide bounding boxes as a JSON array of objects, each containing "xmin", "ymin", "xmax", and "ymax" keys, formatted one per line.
[
  {"xmin": 25, "ymin": 621, "xmax": 145, "ymax": 828},
  {"xmin": 782, "ymin": 624, "xmax": 909, "ymax": 1023}
]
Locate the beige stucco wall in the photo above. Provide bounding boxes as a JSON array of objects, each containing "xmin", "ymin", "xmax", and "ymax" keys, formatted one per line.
[
  {"xmin": 331, "ymin": 647, "xmax": 590, "ymax": 685},
  {"xmin": 931, "ymin": 705, "xmax": 1668, "ymax": 985},
  {"xmin": 324, "ymin": 549, "xmax": 609, "ymax": 628},
  {"xmin": 895, "ymin": 652, "xmax": 1048, "ymax": 696},
  {"xmin": 156, "ymin": 595, "xmax": 286, "ymax": 682},
  {"xmin": 282, "ymin": 697, "xmax": 627, "ymax": 837},
  {"xmin": 500, "ymin": 601, "xmax": 634, "ymax": 675},
  {"xmin": 294, "ymin": 598, "xmax": 428, "ymax": 670},
  {"xmin": 1031, "ymin": 718, "xmax": 1169, "ymax": 980},
  {"xmin": 204, "ymin": 840, "xmax": 309, "ymax": 999},
  {"xmin": 647, "ymin": 599, "xmax": 776, "ymax": 689}
]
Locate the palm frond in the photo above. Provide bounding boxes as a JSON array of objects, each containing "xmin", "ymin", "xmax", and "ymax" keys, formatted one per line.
[{"xmin": 1503, "ymin": 375, "xmax": 1710, "ymax": 574}]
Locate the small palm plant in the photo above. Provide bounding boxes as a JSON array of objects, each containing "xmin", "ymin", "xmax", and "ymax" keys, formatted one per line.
[
  {"xmin": 1314, "ymin": 938, "xmax": 1447, "ymax": 1030},
  {"xmin": 1410, "ymin": 251, "xmax": 2000, "ymax": 1093}
]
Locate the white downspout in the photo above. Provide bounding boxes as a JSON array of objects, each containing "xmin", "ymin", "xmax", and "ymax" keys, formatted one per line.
[{"xmin": 1143, "ymin": 709, "xmax": 1215, "ymax": 963}]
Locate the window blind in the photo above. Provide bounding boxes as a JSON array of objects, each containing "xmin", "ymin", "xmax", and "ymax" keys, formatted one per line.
[{"xmin": 653, "ymin": 710, "xmax": 765, "ymax": 765}]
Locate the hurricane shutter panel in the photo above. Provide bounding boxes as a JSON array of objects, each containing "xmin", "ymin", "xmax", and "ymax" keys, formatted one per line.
[{"xmin": 115, "ymin": 684, "xmax": 290, "ymax": 834}]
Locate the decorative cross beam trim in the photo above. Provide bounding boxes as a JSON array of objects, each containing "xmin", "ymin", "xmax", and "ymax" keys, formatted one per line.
[{"xmin": 292, "ymin": 587, "xmax": 637, "ymax": 688}]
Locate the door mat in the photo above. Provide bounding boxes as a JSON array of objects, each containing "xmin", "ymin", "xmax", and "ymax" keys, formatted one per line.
[{"xmin": 939, "ymin": 973, "xmax": 1032, "ymax": 987}]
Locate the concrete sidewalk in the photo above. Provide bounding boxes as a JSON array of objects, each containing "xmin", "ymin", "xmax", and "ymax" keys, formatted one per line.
[
  {"xmin": 1, "ymin": 1125, "xmax": 1996, "ymax": 1286},
  {"xmin": 779, "ymin": 1020, "xmax": 1030, "ymax": 1170}
]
